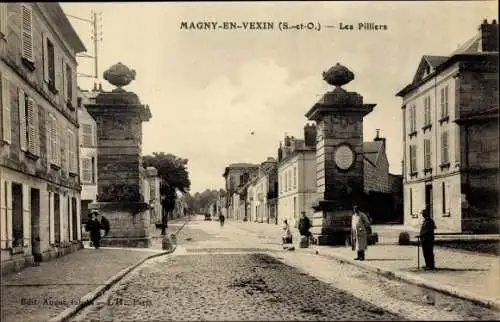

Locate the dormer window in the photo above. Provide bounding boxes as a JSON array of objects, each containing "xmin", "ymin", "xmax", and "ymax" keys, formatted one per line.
[{"xmin": 425, "ymin": 65, "xmax": 431, "ymax": 76}]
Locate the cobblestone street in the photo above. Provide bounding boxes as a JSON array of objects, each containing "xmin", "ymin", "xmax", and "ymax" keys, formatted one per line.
[{"xmin": 70, "ymin": 217, "xmax": 500, "ymax": 321}]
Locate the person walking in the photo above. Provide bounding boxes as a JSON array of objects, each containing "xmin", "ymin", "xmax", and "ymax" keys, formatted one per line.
[
  {"xmin": 96, "ymin": 211, "xmax": 110, "ymax": 238},
  {"xmin": 219, "ymin": 213, "xmax": 225, "ymax": 227},
  {"xmin": 85, "ymin": 211, "xmax": 102, "ymax": 249},
  {"xmin": 282, "ymin": 219, "xmax": 293, "ymax": 247},
  {"xmin": 351, "ymin": 205, "xmax": 371, "ymax": 260},
  {"xmin": 419, "ymin": 208, "xmax": 436, "ymax": 270}
]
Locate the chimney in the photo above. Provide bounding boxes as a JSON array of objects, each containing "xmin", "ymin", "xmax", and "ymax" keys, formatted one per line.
[
  {"xmin": 479, "ymin": 19, "xmax": 499, "ymax": 52},
  {"xmin": 374, "ymin": 129, "xmax": 386, "ymax": 150},
  {"xmin": 304, "ymin": 123, "xmax": 317, "ymax": 147},
  {"xmin": 92, "ymin": 83, "xmax": 98, "ymax": 92},
  {"xmin": 98, "ymin": 83, "xmax": 103, "ymax": 92},
  {"xmin": 277, "ymin": 142, "xmax": 283, "ymax": 162}
]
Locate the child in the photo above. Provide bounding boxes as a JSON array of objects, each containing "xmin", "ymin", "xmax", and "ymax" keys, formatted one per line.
[
  {"xmin": 282, "ymin": 219, "xmax": 293, "ymax": 249},
  {"xmin": 32, "ymin": 237, "xmax": 42, "ymax": 266}
]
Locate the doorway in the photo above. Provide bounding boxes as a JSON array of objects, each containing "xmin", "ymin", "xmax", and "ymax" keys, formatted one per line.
[
  {"xmin": 30, "ymin": 188, "xmax": 40, "ymax": 255},
  {"xmin": 12, "ymin": 183, "xmax": 23, "ymax": 247},
  {"xmin": 425, "ymin": 184, "xmax": 433, "ymax": 218},
  {"xmin": 72, "ymin": 198, "xmax": 78, "ymax": 240}
]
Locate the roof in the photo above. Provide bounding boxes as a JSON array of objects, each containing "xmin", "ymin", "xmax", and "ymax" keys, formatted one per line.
[
  {"xmin": 363, "ymin": 141, "xmax": 384, "ymax": 166},
  {"xmin": 41, "ymin": 3, "xmax": 87, "ymax": 53},
  {"xmin": 423, "ymin": 55, "xmax": 449, "ymax": 68},
  {"xmin": 222, "ymin": 163, "xmax": 260, "ymax": 177},
  {"xmin": 397, "ymin": 52, "xmax": 498, "ymax": 97},
  {"xmin": 452, "ymin": 33, "xmax": 481, "ymax": 55}
]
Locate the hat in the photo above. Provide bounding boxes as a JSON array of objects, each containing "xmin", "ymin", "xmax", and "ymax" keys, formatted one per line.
[{"xmin": 89, "ymin": 210, "xmax": 100, "ymax": 215}]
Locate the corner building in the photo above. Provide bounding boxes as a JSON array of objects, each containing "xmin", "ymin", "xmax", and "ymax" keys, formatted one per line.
[{"xmin": 0, "ymin": 3, "xmax": 86, "ymax": 273}]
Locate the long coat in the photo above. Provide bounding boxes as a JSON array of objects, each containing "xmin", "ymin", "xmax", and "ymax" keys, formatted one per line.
[
  {"xmin": 85, "ymin": 219, "xmax": 102, "ymax": 244},
  {"xmin": 351, "ymin": 212, "xmax": 371, "ymax": 252}
]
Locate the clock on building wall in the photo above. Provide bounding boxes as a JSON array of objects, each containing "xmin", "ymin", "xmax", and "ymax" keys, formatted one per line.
[{"xmin": 334, "ymin": 143, "xmax": 355, "ymax": 171}]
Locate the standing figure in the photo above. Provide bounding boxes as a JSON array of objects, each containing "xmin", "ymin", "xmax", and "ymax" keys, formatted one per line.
[
  {"xmin": 85, "ymin": 211, "xmax": 102, "ymax": 249},
  {"xmin": 219, "ymin": 213, "xmax": 225, "ymax": 227},
  {"xmin": 351, "ymin": 205, "xmax": 371, "ymax": 260},
  {"xmin": 96, "ymin": 211, "xmax": 111, "ymax": 238},
  {"xmin": 282, "ymin": 219, "xmax": 293, "ymax": 246},
  {"xmin": 419, "ymin": 208, "xmax": 436, "ymax": 270},
  {"xmin": 298, "ymin": 212, "xmax": 312, "ymax": 247}
]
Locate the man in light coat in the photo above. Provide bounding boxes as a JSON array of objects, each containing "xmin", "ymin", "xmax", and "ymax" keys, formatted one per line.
[{"xmin": 351, "ymin": 205, "xmax": 371, "ymax": 260}]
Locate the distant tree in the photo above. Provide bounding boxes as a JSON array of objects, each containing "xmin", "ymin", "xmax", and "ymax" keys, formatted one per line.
[{"xmin": 142, "ymin": 152, "xmax": 191, "ymax": 235}]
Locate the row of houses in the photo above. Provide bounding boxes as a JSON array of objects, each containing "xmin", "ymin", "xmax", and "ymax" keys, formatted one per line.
[
  {"xmin": 215, "ymin": 19, "xmax": 498, "ymax": 234},
  {"xmin": 0, "ymin": 3, "xmax": 185, "ymax": 274},
  {"xmin": 216, "ymin": 125, "xmax": 403, "ymax": 229}
]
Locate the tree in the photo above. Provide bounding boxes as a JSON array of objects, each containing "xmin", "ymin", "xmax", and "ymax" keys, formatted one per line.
[{"xmin": 142, "ymin": 152, "xmax": 191, "ymax": 235}]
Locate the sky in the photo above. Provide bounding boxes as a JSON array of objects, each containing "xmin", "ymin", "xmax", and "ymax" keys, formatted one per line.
[{"xmin": 61, "ymin": 1, "xmax": 498, "ymax": 194}]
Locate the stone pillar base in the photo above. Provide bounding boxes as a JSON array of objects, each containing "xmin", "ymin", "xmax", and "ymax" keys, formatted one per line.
[
  {"xmin": 310, "ymin": 201, "xmax": 352, "ymax": 246},
  {"xmin": 88, "ymin": 202, "xmax": 152, "ymax": 248}
]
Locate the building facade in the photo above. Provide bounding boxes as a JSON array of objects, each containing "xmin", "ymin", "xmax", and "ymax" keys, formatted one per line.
[
  {"xmin": 397, "ymin": 19, "xmax": 498, "ymax": 233},
  {"xmin": 78, "ymin": 89, "xmax": 98, "ymax": 223},
  {"xmin": 222, "ymin": 163, "xmax": 259, "ymax": 219},
  {"xmin": 247, "ymin": 157, "xmax": 278, "ymax": 224},
  {"xmin": 0, "ymin": 3, "xmax": 86, "ymax": 273},
  {"xmin": 277, "ymin": 130, "xmax": 320, "ymax": 229}
]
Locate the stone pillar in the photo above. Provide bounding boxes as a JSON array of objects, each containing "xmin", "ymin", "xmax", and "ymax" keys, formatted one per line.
[
  {"xmin": 305, "ymin": 63, "xmax": 375, "ymax": 245},
  {"xmin": 85, "ymin": 62, "xmax": 153, "ymax": 248}
]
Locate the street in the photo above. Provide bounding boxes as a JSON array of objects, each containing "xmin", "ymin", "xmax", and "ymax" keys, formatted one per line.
[{"xmin": 70, "ymin": 215, "xmax": 499, "ymax": 321}]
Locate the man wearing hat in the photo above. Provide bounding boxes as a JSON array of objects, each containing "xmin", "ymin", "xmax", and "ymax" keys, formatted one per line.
[
  {"xmin": 419, "ymin": 208, "xmax": 436, "ymax": 270},
  {"xmin": 351, "ymin": 205, "xmax": 371, "ymax": 260},
  {"xmin": 85, "ymin": 210, "xmax": 110, "ymax": 249}
]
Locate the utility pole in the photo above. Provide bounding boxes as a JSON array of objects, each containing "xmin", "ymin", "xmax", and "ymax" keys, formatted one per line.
[{"xmin": 66, "ymin": 10, "xmax": 103, "ymax": 81}]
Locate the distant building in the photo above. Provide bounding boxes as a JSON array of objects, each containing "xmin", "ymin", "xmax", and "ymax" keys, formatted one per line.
[
  {"xmin": 222, "ymin": 163, "xmax": 259, "ymax": 219},
  {"xmin": 1, "ymin": 3, "xmax": 86, "ymax": 273},
  {"xmin": 396, "ymin": 19, "xmax": 499, "ymax": 233},
  {"xmin": 247, "ymin": 157, "xmax": 278, "ymax": 224},
  {"xmin": 78, "ymin": 89, "xmax": 99, "ymax": 225},
  {"xmin": 277, "ymin": 125, "xmax": 321, "ymax": 228}
]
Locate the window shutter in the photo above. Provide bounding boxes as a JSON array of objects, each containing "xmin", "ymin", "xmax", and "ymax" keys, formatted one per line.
[
  {"xmin": 62, "ymin": 59, "xmax": 67, "ymax": 102},
  {"xmin": 34, "ymin": 103, "xmax": 39, "ymax": 156},
  {"xmin": 442, "ymin": 132, "xmax": 449, "ymax": 164},
  {"xmin": 46, "ymin": 113, "xmax": 52, "ymax": 164},
  {"xmin": 0, "ymin": 3, "xmax": 7, "ymax": 39},
  {"xmin": 54, "ymin": 49, "xmax": 60, "ymax": 91},
  {"xmin": 21, "ymin": 4, "xmax": 33, "ymax": 62},
  {"xmin": 1, "ymin": 74, "xmax": 11, "ymax": 143},
  {"xmin": 43, "ymin": 35, "xmax": 49, "ymax": 82},
  {"xmin": 51, "ymin": 115, "xmax": 58, "ymax": 165},
  {"xmin": 18, "ymin": 89, "xmax": 27, "ymax": 151},
  {"xmin": 26, "ymin": 97, "xmax": 35, "ymax": 154},
  {"xmin": 66, "ymin": 64, "xmax": 72, "ymax": 103},
  {"xmin": 82, "ymin": 123, "xmax": 92, "ymax": 146},
  {"xmin": 82, "ymin": 158, "xmax": 91, "ymax": 182},
  {"xmin": 60, "ymin": 123, "xmax": 65, "ymax": 169}
]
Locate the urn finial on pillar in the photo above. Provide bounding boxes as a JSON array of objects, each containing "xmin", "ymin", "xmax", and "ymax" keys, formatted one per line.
[
  {"xmin": 322, "ymin": 63, "xmax": 355, "ymax": 91},
  {"xmin": 103, "ymin": 62, "xmax": 137, "ymax": 92}
]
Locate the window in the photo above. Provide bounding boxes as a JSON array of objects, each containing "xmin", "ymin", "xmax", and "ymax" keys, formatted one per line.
[
  {"xmin": 66, "ymin": 63, "xmax": 72, "ymax": 103},
  {"xmin": 409, "ymin": 145, "xmax": 417, "ymax": 174},
  {"xmin": 81, "ymin": 158, "xmax": 92, "ymax": 183},
  {"xmin": 424, "ymin": 139, "xmax": 432, "ymax": 170},
  {"xmin": 67, "ymin": 129, "xmax": 77, "ymax": 173},
  {"xmin": 287, "ymin": 170, "xmax": 291, "ymax": 191},
  {"xmin": 293, "ymin": 166, "xmax": 297, "ymax": 188},
  {"xmin": 440, "ymin": 86, "xmax": 449, "ymax": 119},
  {"xmin": 91, "ymin": 157, "xmax": 95, "ymax": 183},
  {"xmin": 1, "ymin": 74, "xmax": 11, "ymax": 143},
  {"xmin": 18, "ymin": 90, "xmax": 39, "ymax": 156},
  {"xmin": 441, "ymin": 131, "xmax": 449, "ymax": 165},
  {"xmin": 47, "ymin": 113, "xmax": 60, "ymax": 166},
  {"xmin": 21, "ymin": 4, "xmax": 33, "ymax": 63},
  {"xmin": 82, "ymin": 123, "xmax": 93, "ymax": 146},
  {"xmin": 43, "ymin": 37, "xmax": 56, "ymax": 87},
  {"xmin": 423, "ymin": 96, "xmax": 431, "ymax": 127},
  {"xmin": 409, "ymin": 105, "xmax": 417, "ymax": 134}
]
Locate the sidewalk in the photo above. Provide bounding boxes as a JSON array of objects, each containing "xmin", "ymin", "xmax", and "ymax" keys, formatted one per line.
[
  {"xmin": 225, "ymin": 220, "xmax": 500, "ymax": 310},
  {"xmin": 0, "ymin": 216, "xmax": 192, "ymax": 322}
]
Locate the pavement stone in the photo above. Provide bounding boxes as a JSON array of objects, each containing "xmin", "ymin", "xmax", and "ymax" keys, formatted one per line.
[{"xmin": 71, "ymin": 253, "xmax": 403, "ymax": 321}]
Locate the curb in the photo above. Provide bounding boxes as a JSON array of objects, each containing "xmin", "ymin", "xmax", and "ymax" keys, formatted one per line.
[
  {"xmin": 309, "ymin": 248, "xmax": 500, "ymax": 311},
  {"xmin": 49, "ymin": 247, "xmax": 177, "ymax": 322}
]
